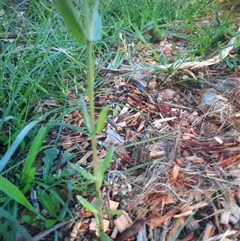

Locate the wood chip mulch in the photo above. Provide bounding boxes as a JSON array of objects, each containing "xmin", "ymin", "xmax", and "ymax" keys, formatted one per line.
[
  {"xmin": 39, "ymin": 7, "xmax": 240, "ymax": 238},
  {"xmin": 41, "ymin": 61, "xmax": 240, "ymax": 241}
]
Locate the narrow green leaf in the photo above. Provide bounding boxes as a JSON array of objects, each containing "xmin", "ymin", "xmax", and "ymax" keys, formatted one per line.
[
  {"xmin": 0, "ymin": 119, "xmax": 44, "ymax": 173},
  {"xmin": 22, "ymin": 167, "xmax": 35, "ymax": 194},
  {"xmin": 58, "ymin": 199, "xmax": 69, "ymax": 220},
  {"xmin": 93, "ymin": 197, "xmax": 103, "ymax": 209},
  {"xmin": 11, "ymin": 202, "xmax": 19, "ymax": 239},
  {"xmin": 99, "ymin": 146, "xmax": 114, "ymax": 177},
  {"xmin": 88, "ymin": 0, "xmax": 102, "ymax": 41},
  {"xmin": 35, "ymin": 180, "xmax": 67, "ymax": 207},
  {"xmin": 0, "ymin": 115, "xmax": 15, "ymax": 124},
  {"xmin": 233, "ymin": 37, "xmax": 240, "ymax": 48},
  {"xmin": 0, "ymin": 193, "xmax": 7, "ymax": 202},
  {"xmin": 123, "ymin": 133, "xmax": 172, "ymax": 148},
  {"xmin": 99, "ymin": 232, "xmax": 111, "ymax": 241},
  {"xmin": 89, "ymin": 9, "xmax": 102, "ymax": 41},
  {"xmin": 69, "ymin": 162, "xmax": 95, "ymax": 182},
  {"xmin": 1, "ymin": 221, "xmax": 13, "ymax": 241},
  {"xmin": 44, "ymin": 219, "xmax": 58, "ymax": 228},
  {"xmin": 62, "ymin": 151, "xmax": 74, "ymax": 163},
  {"xmin": 97, "ymin": 147, "xmax": 114, "ymax": 186},
  {"xmin": 36, "ymin": 189, "xmax": 58, "ymax": 218},
  {"xmin": 22, "ymin": 125, "xmax": 48, "ymax": 183},
  {"xmin": 42, "ymin": 147, "xmax": 59, "ymax": 179},
  {"xmin": 76, "ymin": 195, "xmax": 98, "ymax": 214},
  {"xmin": 0, "ymin": 207, "xmax": 34, "ymax": 241},
  {"xmin": 95, "ymin": 107, "xmax": 108, "ymax": 133},
  {"xmin": 58, "ymin": 182, "xmax": 72, "ymax": 220},
  {"xmin": 96, "ymin": 177, "xmax": 103, "ymax": 193},
  {"xmin": 21, "ymin": 214, "xmax": 34, "ymax": 225},
  {"xmin": 67, "ymin": 181, "xmax": 73, "ymax": 195},
  {"xmin": 80, "ymin": 95, "xmax": 92, "ymax": 133},
  {"xmin": 112, "ymin": 50, "xmax": 124, "ymax": 69},
  {"xmin": 51, "ymin": 192, "xmax": 61, "ymax": 213},
  {"xmin": 125, "ymin": 156, "xmax": 166, "ymax": 173},
  {"xmin": 58, "ymin": 0, "xmax": 86, "ymax": 42},
  {"xmin": 0, "ymin": 175, "xmax": 38, "ymax": 215}
]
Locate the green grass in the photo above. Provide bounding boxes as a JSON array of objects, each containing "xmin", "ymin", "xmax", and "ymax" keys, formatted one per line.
[{"xmin": 0, "ymin": 0, "xmax": 239, "ymax": 240}]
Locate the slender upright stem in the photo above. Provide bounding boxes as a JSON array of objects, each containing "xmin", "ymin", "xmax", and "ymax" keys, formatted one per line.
[
  {"xmin": 86, "ymin": 39, "xmax": 104, "ymax": 234},
  {"xmin": 85, "ymin": 0, "xmax": 104, "ymax": 234}
]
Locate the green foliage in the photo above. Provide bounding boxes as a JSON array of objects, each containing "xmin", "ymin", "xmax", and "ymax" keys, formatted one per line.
[
  {"xmin": 224, "ymin": 32, "xmax": 240, "ymax": 69},
  {"xmin": 0, "ymin": 207, "xmax": 34, "ymax": 241},
  {"xmin": 95, "ymin": 107, "xmax": 108, "ymax": 133},
  {"xmin": 88, "ymin": 1, "xmax": 103, "ymax": 42},
  {"xmin": 21, "ymin": 214, "xmax": 34, "ymax": 225},
  {"xmin": 58, "ymin": 0, "xmax": 86, "ymax": 42},
  {"xmin": 21, "ymin": 125, "xmax": 48, "ymax": 193},
  {"xmin": 80, "ymin": 95, "xmax": 92, "ymax": 133},
  {"xmin": 0, "ymin": 175, "xmax": 41, "ymax": 217},
  {"xmin": 42, "ymin": 147, "xmax": 59, "ymax": 180},
  {"xmin": 0, "ymin": 119, "xmax": 46, "ymax": 173},
  {"xmin": 100, "ymin": 232, "xmax": 111, "ymax": 241},
  {"xmin": 37, "ymin": 189, "xmax": 59, "ymax": 218},
  {"xmin": 58, "ymin": 0, "xmax": 102, "ymax": 42},
  {"xmin": 76, "ymin": 195, "xmax": 98, "ymax": 214},
  {"xmin": 69, "ymin": 162, "xmax": 95, "ymax": 182},
  {"xmin": 98, "ymin": 146, "xmax": 114, "ymax": 186},
  {"xmin": 35, "ymin": 180, "xmax": 73, "ymax": 221},
  {"xmin": 0, "ymin": 0, "xmax": 238, "ymax": 240}
]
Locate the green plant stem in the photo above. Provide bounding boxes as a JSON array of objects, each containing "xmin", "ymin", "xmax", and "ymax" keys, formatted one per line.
[
  {"xmin": 86, "ymin": 38, "xmax": 104, "ymax": 234},
  {"xmin": 84, "ymin": 0, "xmax": 104, "ymax": 235}
]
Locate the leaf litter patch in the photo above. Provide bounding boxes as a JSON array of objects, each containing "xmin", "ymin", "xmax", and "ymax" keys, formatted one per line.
[
  {"xmin": 42, "ymin": 61, "xmax": 240, "ymax": 240},
  {"xmin": 103, "ymin": 67, "xmax": 240, "ymax": 240}
]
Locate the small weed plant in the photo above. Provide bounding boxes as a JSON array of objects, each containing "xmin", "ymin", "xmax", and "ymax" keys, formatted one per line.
[{"xmin": 57, "ymin": 0, "xmax": 115, "ymax": 239}]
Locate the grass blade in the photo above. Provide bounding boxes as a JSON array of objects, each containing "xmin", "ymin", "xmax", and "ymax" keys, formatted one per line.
[
  {"xmin": 99, "ymin": 232, "xmax": 111, "ymax": 241},
  {"xmin": 0, "ymin": 116, "xmax": 15, "ymax": 124},
  {"xmin": 0, "ymin": 175, "xmax": 40, "ymax": 216},
  {"xmin": 98, "ymin": 146, "xmax": 114, "ymax": 186},
  {"xmin": 22, "ymin": 125, "xmax": 48, "ymax": 193},
  {"xmin": 89, "ymin": 0, "xmax": 102, "ymax": 41},
  {"xmin": 80, "ymin": 95, "xmax": 92, "ymax": 133},
  {"xmin": 0, "ymin": 119, "xmax": 45, "ymax": 173},
  {"xmin": 76, "ymin": 195, "xmax": 98, "ymax": 214},
  {"xmin": 58, "ymin": 0, "xmax": 86, "ymax": 42},
  {"xmin": 95, "ymin": 107, "xmax": 108, "ymax": 133},
  {"xmin": 22, "ymin": 167, "xmax": 36, "ymax": 195},
  {"xmin": 36, "ymin": 189, "xmax": 58, "ymax": 218},
  {"xmin": 99, "ymin": 146, "xmax": 114, "ymax": 176},
  {"xmin": 0, "ymin": 207, "xmax": 34, "ymax": 241},
  {"xmin": 69, "ymin": 162, "xmax": 95, "ymax": 182}
]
